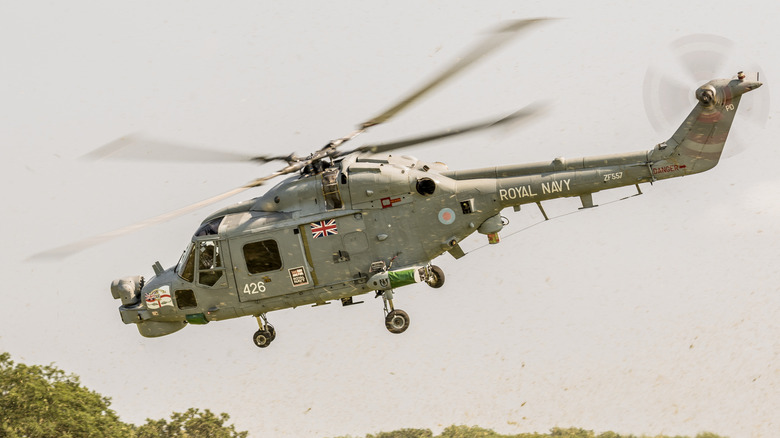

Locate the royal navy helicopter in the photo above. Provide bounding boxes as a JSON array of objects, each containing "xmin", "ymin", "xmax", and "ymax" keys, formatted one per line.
[{"xmin": 34, "ymin": 19, "xmax": 763, "ymax": 348}]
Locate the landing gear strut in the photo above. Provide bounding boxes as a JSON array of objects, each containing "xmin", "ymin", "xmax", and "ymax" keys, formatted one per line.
[
  {"xmin": 380, "ymin": 289, "xmax": 410, "ymax": 334},
  {"xmin": 252, "ymin": 314, "xmax": 276, "ymax": 348}
]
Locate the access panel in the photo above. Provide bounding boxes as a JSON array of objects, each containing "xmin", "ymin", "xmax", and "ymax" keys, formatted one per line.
[{"xmin": 303, "ymin": 213, "xmax": 368, "ymax": 286}]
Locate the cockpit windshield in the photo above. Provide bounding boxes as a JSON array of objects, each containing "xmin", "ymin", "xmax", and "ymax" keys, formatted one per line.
[
  {"xmin": 175, "ymin": 242, "xmax": 196, "ymax": 282},
  {"xmin": 175, "ymin": 238, "xmax": 225, "ymax": 286}
]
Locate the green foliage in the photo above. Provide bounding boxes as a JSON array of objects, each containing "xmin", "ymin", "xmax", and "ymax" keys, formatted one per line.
[
  {"xmin": 136, "ymin": 408, "xmax": 248, "ymax": 438},
  {"xmin": 439, "ymin": 425, "xmax": 504, "ymax": 437},
  {"xmin": 550, "ymin": 428, "xmax": 595, "ymax": 438},
  {"xmin": 0, "ymin": 352, "xmax": 730, "ymax": 438},
  {"xmin": 329, "ymin": 426, "xmax": 729, "ymax": 438},
  {"xmin": 367, "ymin": 428, "xmax": 434, "ymax": 438},
  {"xmin": 0, "ymin": 352, "xmax": 248, "ymax": 438},
  {"xmin": 435, "ymin": 425, "xmax": 602, "ymax": 438},
  {"xmin": 0, "ymin": 352, "xmax": 133, "ymax": 438}
]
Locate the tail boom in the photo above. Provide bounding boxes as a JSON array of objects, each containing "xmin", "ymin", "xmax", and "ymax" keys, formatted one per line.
[{"xmin": 443, "ymin": 73, "xmax": 762, "ymax": 212}]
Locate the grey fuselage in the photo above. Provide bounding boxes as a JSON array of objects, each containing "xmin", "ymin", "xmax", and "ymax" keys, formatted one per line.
[{"xmin": 110, "ymin": 74, "xmax": 761, "ymax": 338}]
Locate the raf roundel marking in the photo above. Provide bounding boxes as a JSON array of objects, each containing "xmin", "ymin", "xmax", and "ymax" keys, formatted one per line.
[{"xmin": 438, "ymin": 208, "xmax": 456, "ymax": 225}]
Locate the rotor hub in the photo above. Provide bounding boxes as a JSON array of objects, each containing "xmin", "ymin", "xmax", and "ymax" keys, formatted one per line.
[{"xmin": 696, "ymin": 85, "xmax": 716, "ymax": 106}]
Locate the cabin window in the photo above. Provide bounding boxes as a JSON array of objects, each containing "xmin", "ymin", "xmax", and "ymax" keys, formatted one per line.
[
  {"xmin": 197, "ymin": 240, "xmax": 224, "ymax": 287},
  {"xmin": 243, "ymin": 240, "xmax": 282, "ymax": 274},
  {"xmin": 175, "ymin": 290, "xmax": 197, "ymax": 309},
  {"xmin": 176, "ymin": 242, "xmax": 196, "ymax": 282}
]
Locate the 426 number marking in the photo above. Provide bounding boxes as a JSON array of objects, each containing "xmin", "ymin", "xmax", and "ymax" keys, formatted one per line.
[{"xmin": 243, "ymin": 281, "xmax": 267, "ymax": 295}]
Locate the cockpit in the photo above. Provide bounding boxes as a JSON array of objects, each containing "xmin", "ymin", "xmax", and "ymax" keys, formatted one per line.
[{"xmin": 175, "ymin": 217, "xmax": 227, "ymax": 288}]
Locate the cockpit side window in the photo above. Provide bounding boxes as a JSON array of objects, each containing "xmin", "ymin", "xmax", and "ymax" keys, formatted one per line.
[
  {"xmin": 243, "ymin": 240, "xmax": 282, "ymax": 274},
  {"xmin": 197, "ymin": 240, "xmax": 225, "ymax": 287},
  {"xmin": 176, "ymin": 242, "xmax": 196, "ymax": 282}
]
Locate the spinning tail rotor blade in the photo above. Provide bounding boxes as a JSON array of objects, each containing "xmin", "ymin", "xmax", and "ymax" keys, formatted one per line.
[
  {"xmin": 675, "ymin": 35, "xmax": 733, "ymax": 86},
  {"xmin": 351, "ymin": 103, "xmax": 546, "ymax": 155},
  {"xmin": 643, "ymin": 34, "xmax": 770, "ymax": 157},
  {"xmin": 85, "ymin": 133, "xmax": 292, "ymax": 164}
]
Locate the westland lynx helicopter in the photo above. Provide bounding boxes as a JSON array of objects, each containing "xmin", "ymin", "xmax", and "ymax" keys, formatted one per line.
[{"xmin": 35, "ymin": 19, "xmax": 763, "ymax": 348}]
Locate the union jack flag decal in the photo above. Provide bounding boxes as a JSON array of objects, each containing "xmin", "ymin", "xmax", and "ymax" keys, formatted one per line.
[
  {"xmin": 145, "ymin": 286, "xmax": 173, "ymax": 310},
  {"xmin": 310, "ymin": 219, "xmax": 338, "ymax": 238}
]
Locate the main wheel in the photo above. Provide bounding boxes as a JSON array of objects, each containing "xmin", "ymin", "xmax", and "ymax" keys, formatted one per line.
[
  {"xmin": 253, "ymin": 329, "xmax": 273, "ymax": 348},
  {"xmin": 266, "ymin": 324, "xmax": 277, "ymax": 342},
  {"xmin": 385, "ymin": 309, "xmax": 410, "ymax": 334},
  {"xmin": 426, "ymin": 265, "xmax": 445, "ymax": 288}
]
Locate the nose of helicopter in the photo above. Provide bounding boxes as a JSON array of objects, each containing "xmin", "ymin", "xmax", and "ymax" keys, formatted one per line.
[{"xmin": 110, "ymin": 275, "xmax": 143, "ymax": 306}]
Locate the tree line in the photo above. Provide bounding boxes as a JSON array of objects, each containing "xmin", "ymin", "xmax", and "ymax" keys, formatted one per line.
[
  {"xmin": 1, "ymin": 352, "xmax": 727, "ymax": 438},
  {"xmin": 331, "ymin": 427, "xmax": 728, "ymax": 438},
  {"xmin": 0, "ymin": 352, "xmax": 246, "ymax": 437}
]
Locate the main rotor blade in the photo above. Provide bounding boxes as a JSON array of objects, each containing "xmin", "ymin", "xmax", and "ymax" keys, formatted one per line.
[
  {"xmin": 27, "ymin": 163, "xmax": 306, "ymax": 261},
  {"xmin": 351, "ymin": 103, "xmax": 546, "ymax": 155},
  {"xmin": 27, "ymin": 185, "xmax": 259, "ymax": 261},
  {"xmin": 359, "ymin": 18, "xmax": 550, "ymax": 130},
  {"xmin": 85, "ymin": 133, "xmax": 291, "ymax": 164}
]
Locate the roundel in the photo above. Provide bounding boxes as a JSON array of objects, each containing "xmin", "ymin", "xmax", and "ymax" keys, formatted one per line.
[{"xmin": 438, "ymin": 207, "xmax": 456, "ymax": 225}]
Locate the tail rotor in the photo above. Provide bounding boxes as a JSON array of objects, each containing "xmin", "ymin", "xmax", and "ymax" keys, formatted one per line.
[{"xmin": 643, "ymin": 34, "xmax": 769, "ymax": 158}]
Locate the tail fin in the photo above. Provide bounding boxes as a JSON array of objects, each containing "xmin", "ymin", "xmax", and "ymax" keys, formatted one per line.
[{"xmin": 649, "ymin": 73, "xmax": 761, "ymax": 179}]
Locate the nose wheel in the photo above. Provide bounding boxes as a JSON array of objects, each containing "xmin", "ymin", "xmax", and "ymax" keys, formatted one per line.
[
  {"xmin": 252, "ymin": 314, "xmax": 276, "ymax": 348},
  {"xmin": 380, "ymin": 289, "xmax": 410, "ymax": 334}
]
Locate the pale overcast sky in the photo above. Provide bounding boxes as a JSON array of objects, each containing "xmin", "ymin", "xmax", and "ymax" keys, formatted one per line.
[{"xmin": 2, "ymin": 1, "xmax": 779, "ymax": 437}]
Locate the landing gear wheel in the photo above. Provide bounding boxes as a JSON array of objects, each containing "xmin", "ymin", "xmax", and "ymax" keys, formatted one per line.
[
  {"xmin": 266, "ymin": 324, "xmax": 276, "ymax": 342},
  {"xmin": 253, "ymin": 329, "xmax": 273, "ymax": 348},
  {"xmin": 385, "ymin": 309, "xmax": 410, "ymax": 334},
  {"xmin": 426, "ymin": 265, "xmax": 445, "ymax": 288}
]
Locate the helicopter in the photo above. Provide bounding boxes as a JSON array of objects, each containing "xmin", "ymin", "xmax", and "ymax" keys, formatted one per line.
[{"xmin": 33, "ymin": 19, "xmax": 763, "ymax": 348}]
